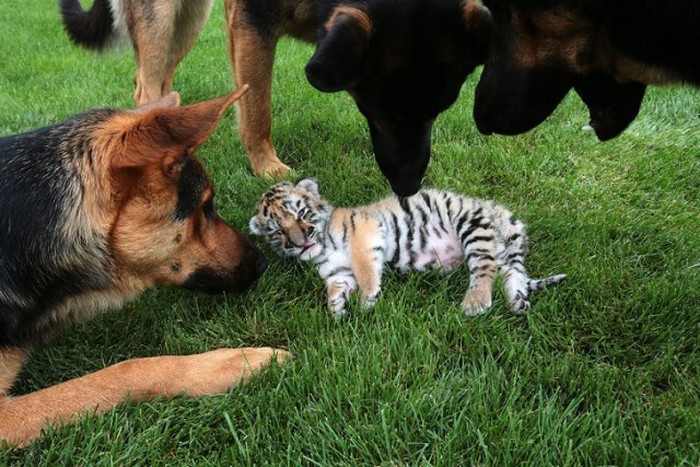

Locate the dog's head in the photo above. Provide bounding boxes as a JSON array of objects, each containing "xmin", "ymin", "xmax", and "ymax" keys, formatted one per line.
[
  {"xmin": 100, "ymin": 88, "xmax": 267, "ymax": 294},
  {"xmin": 473, "ymin": 0, "xmax": 647, "ymax": 140},
  {"xmin": 305, "ymin": 0, "xmax": 492, "ymax": 196}
]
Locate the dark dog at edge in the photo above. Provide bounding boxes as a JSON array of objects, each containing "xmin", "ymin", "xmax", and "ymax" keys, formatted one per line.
[
  {"xmin": 60, "ymin": 0, "xmax": 492, "ymax": 197},
  {"xmin": 473, "ymin": 0, "xmax": 700, "ymax": 141},
  {"xmin": 0, "ymin": 86, "xmax": 290, "ymax": 447}
]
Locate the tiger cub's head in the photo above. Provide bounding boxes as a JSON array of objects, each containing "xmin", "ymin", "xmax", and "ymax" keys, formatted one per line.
[{"xmin": 250, "ymin": 178, "xmax": 332, "ymax": 260}]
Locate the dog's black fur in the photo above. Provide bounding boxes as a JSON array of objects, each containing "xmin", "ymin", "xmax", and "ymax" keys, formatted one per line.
[
  {"xmin": 0, "ymin": 114, "xmax": 113, "ymax": 349},
  {"xmin": 305, "ymin": 0, "xmax": 491, "ymax": 196},
  {"xmin": 474, "ymin": 0, "xmax": 700, "ymax": 140}
]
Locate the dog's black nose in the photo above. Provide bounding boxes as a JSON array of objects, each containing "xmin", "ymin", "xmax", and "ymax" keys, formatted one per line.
[
  {"xmin": 256, "ymin": 255, "xmax": 269, "ymax": 275},
  {"xmin": 389, "ymin": 178, "xmax": 421, "ymax": 197}
]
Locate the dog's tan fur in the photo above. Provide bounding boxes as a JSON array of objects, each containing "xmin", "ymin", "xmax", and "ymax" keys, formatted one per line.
[
  {"xmin": 222, "ymin": 0, "xmax": 318, "ymax": 177},
  {"xmin": 127, "ymin": 0, "xmax": 216, "ymax": 105},
  {"xmin": 103, "ymin": 0, "xmax": 320, "ymax": 177},
  {"xmin": 0, "ymin": 347, "xmax": 288, "ymax": 446},
  {"xmin": 508, "ymin": 8, "xmax": 677, "ymax": 84},
  {"xmin": 324, "ymin": 6, "xmax": 372, "ymax": 37},
  {"xmin": 0, "ymin": 88, "xmax": 291, "ymax": 447}
]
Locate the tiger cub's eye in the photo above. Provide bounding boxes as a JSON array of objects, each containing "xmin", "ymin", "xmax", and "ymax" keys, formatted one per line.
[{"xmin": 268, "ymin": 229, "xmax": 284, "ymax": 239}]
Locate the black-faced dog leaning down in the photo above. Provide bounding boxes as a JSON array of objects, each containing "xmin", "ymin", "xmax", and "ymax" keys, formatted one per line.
[
  {"xmin": 473, "ymin": 0, "xmax": 700, "ymax": 140},
  {"xmin": 0, "ymin": 87, "xmax": 290, "ymax": 447},
  {"xmin": 304, "ymin": 0, "xmax": 491, "ymax": 196},
  {"xmin": 60, "ymin": 0, "xmax": 492, "ymax": 196}
]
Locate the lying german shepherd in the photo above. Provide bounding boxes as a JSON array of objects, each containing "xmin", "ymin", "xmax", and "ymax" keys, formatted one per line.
[
  {"xmin": 60, "ymin": 0, "xmax": 492, "ymax": 197},
  {"xmin": 473, "ymin": 0, "xmax": 700, "ymax": 141},
  {"xmin": 0, "ymin": 87, "xmax": 290, "ymax": 447}
]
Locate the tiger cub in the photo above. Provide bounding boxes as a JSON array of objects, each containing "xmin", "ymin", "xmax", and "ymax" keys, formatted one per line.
[{"xmin": 250, "ymin": 179, "xmax": 566, "ymax": 318}]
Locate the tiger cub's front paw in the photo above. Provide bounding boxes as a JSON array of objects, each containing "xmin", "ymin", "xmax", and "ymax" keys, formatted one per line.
[
  {"xmin": 361, "ymin": 288, "xmax": 381, "ymax": 310},
  {"xmin": 326, "ymin": 278, "xmax": 355, "ymax": 319},
  {"xmin": 328, "ymin": 295, "xmax": 348, "ymax": 319}
]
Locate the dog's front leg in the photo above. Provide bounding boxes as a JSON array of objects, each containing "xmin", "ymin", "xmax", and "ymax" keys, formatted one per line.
[
  {"xmin": 224, "ymin": 0, "xmax": 291, "ymax": 177},
  {"xmin": 0, "ymin": 347, "xmax": 290, "ymax": 447}
]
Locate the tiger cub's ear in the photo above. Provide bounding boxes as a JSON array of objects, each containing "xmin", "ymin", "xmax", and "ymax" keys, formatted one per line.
[
  {"xmin": 249, "ymin": 216, "xmax": 264, "ymax": 236},
  {"xmin": 296, "ymin": 178, "xmax": 320, "ymax": 196}
]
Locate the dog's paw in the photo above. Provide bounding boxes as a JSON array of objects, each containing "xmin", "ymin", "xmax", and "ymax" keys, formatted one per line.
[
  {"xmin": 252, "ymin": 155, "xmax": 292, "ymax": 178},
  {"xmin": 231, "ymin": 347, "xmax": 292, "ymax": 369},
  {"xmin": 176, "ymin": 347, "xmax": 291, "ymax": 397}
]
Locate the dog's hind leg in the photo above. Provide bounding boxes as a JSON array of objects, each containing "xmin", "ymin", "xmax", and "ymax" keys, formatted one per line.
[
  {"xmin": 129, "ymin": 1, "xmax": 178, "ymax": 105},
  {"xmin": 224, "ymin": 0, "xmax": 290, "ymax": 178},
  {"xmin": 0, "ymin": 347, "xmax": 291, "ymax": 447},
  {"xmin": 129, "ymin": 0, "xmax": 214, "ymax": 106},
  {"xmin": 165, "ymin": 0, "xmax": 216, "ymax": 93}
]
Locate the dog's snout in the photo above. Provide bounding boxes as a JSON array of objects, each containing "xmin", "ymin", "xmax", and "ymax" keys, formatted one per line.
[
  {"xmin": 473, "ymin": 107, "xmax": 494, "ymax": 136},
  {"xmin": 391, "ymin": 179, "xmax": 421, "ymax": 197},
  {"xmin": 256, "ymin": 254, "xmax": 269, "ymax": 275},
  {"xmin": 234, "ymin": 244, "xmax": 268, "ymax": 289}
]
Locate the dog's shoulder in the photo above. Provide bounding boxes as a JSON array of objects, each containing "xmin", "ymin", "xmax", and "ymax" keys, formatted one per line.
[{"xmin": 606, "ymin": 1, "xmax": 700, "ymax": 83}]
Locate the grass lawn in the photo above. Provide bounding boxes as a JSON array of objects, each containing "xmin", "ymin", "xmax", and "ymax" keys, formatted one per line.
[{"xmin": 1, "ymin": 1, "xmax": 699, "ymax": 465}]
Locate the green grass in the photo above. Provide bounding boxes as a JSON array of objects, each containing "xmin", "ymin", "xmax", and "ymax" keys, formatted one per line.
[{"xmin": 1, "ymin": 1, "xmax": 699, "ymax": 465}]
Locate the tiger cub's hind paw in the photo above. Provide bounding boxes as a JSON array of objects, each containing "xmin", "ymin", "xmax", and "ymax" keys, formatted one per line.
[
  {"xmin": 331, "ymin": 308, "xmax": 348, "ymax": 319},
  {"xmin": 328, "ymin": 295, "xmax": 348, "ymax": 319},
  {"xmin": 509, "ymin": 293, "xmax": 532, "ymax": 314},
  {"xmin": 462, "ymin": 287, "xmax": 492, "ymax": 316}
]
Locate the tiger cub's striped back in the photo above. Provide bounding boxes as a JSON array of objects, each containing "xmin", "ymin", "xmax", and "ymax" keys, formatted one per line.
[{"xmin": 250, "ymin": 179, "xmax": 566, "ymax": 318}]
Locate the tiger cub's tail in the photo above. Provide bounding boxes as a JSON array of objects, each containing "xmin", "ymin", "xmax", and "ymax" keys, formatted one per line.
[
  {"xmin": 507, "ymin": 273, "xmax": 566, "ymax": 314},
  {"xmin": 528, "ymin": 274, "xmax": 567, "ymax": 292}
]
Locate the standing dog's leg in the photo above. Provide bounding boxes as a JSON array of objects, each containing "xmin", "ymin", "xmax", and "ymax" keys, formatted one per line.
[
  {"xmin": 224, "ymin": 0, "xmax": 291, "ymax": 177},
  {"xmin": 130, "ymin": 0, "xmax": 214, "ymax": 106},
  {"xmin": 166, "ymin": 0, "xmax": 216, "ymax": 95},
  {"xmin": 129, "ymin": 1, "xmax": 177, "ymax": 105},
  {"xmin": 0, "ymin": 347, "xmax": 290, "ymax": 447}
]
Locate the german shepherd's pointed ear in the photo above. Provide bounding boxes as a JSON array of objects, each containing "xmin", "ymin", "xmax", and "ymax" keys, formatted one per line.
[
  {"xmin": 305, "ymin": 7, "xmax": 372, "ymax": 92},
  {"xmin": 463, "ymin": 1, "xmax": 492, "ymax": 63},
  {"xmin": 111, "ymin": 85, "xmax": 249, "ymax": 170}
]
